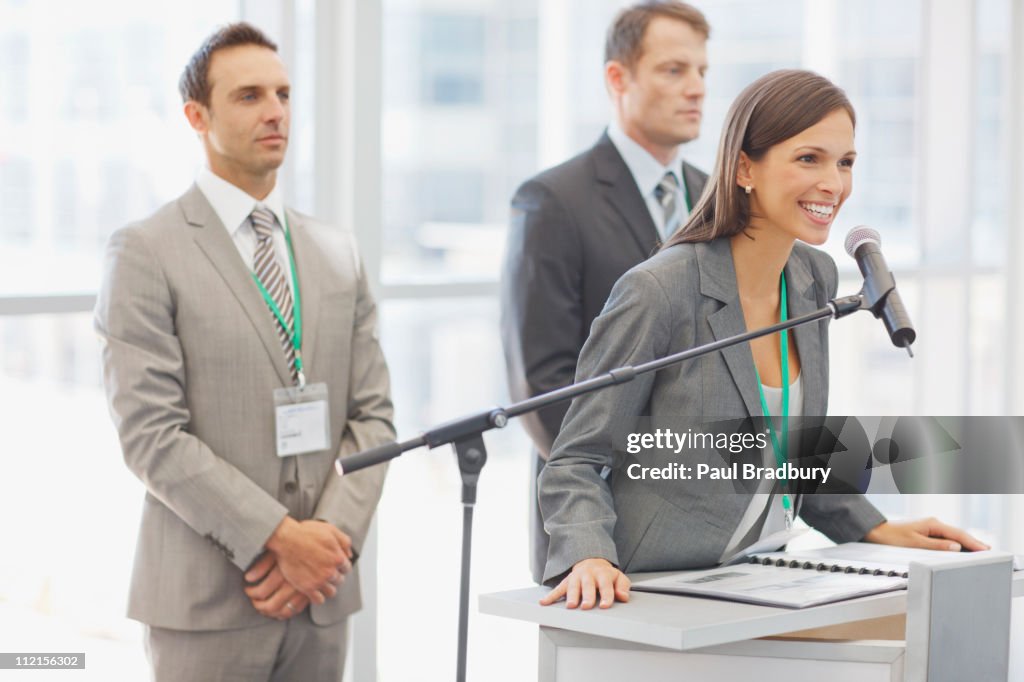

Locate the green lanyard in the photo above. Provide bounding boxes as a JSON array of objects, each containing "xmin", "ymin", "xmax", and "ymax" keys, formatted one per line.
[
  {"xmin": 755, "ymin": 272, "xmax": 793, "ymax": 527},
  {"xmin": 251, "ymin": 215, "xmax": 305, "ymax": 387}
]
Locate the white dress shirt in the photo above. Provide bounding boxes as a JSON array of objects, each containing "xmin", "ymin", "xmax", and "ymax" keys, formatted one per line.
[
  {"xmin": 607, "ymin": 120, "xmax": 691, "ymax": 239},
  {"xmin": 196, "ymin": 167, "xmax": 293, "ymax": 294}
]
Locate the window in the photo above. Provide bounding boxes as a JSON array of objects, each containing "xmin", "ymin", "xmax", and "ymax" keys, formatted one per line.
[
  {"xmin": 420, "ymin": 14, "xmax": 486, "ymax": 105},
  {"xmin": 381, "ymin": 1, "xmax": 538, "ymax": 284},
  {"xmin": 0, "ymin": 0, "xmax": 237, "ymax": 297}
]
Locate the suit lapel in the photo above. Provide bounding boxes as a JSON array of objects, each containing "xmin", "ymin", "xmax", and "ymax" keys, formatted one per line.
[
  {"xmin": 182, "ymin": 185, "xmax": 292, "ymax": 387},
  {"xmin": 784, "ymin": 252, "xmax": 826, "ymax": 415},
  {"xmin": 284, "ymin": 210, "xmax": 323, "ymax": 379},
  {"xmin": 698, "ymin": 239, "xmax": 762, "ymax": 418},
  {"xmin": 592, "ymin": 132, "xmax": 662, "ymax": 258}
]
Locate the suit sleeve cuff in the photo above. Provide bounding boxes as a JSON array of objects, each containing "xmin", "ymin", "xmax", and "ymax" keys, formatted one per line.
[
  {"xmin": 800, "ymin": 494, "xmax": 886, "ymax": 544},
  {"xmin": 542, "ymin": 524, "xmax": 619, "ymax": 586}
]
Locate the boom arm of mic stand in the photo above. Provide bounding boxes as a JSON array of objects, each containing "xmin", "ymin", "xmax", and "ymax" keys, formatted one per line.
[{"xmin": 335, "ymin": 294, "xmax": 866, "ymax": 477}]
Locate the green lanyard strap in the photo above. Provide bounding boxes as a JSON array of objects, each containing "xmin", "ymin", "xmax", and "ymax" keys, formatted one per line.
[
  {"xmin": 251, "ymin": 217, "xmax": 305, "ymax": 386},
  {"xmin": 755, "ymin": 272, "xmax": 792, "ymax": 517}
]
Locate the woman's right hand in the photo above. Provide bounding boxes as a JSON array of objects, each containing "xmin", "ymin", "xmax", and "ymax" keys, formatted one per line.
[{"xmin": 539, "ymin": 557, "xmax": 631, "ymax": 609}]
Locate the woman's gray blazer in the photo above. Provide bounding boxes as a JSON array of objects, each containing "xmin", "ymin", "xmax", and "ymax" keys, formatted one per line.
[{"xmin": 538, "ymin": 236, "xmax": 885, "ymax": 584}]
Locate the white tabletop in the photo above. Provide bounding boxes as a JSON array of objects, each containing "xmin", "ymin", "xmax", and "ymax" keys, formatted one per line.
[{"xmin": 479, "ymin": 572, "xmax": 1024, "ymax": 652}]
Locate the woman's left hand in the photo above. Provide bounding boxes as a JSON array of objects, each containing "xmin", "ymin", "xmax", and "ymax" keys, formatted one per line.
[{"xmin": 864, "ymin": 517, "xmax": 990, "ymax": 552}]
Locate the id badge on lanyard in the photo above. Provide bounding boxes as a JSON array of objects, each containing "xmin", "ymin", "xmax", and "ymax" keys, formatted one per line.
[
  {"xmin": 274, "ymin": 383, "xmax": 330, "ymax": 456},
  {"xmin": 254, "ymin": 214, "xmax": 332, "ymax": 457}
]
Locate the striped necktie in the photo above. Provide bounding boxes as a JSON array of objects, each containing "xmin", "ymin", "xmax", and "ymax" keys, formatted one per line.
[
  {"xmin": 653, "ymin": 171, "xmax": 680, "ymax": 240},
  {"xmin": 251, "ymin": 207, "xmax": 298, "ymax": 382}
]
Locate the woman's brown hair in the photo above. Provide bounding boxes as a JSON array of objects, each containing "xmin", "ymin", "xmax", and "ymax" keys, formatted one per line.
[{"xmin": 663, "ymin": 69, "xmax": 855, "ymax": 248}]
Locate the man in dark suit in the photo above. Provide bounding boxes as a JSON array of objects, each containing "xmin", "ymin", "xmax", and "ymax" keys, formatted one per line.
[{"xmin": 501, "ymin": 1, "xmax": 712, "ymax": 583}]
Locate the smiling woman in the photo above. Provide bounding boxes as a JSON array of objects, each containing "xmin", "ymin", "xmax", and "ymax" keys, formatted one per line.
[
  {"xmin": 737, "ymin": 110, "xmax": 855, "ymax": 245},
  {"xmin": 537, "ymin": 69, "xmax": 986, "ymax": 612}
]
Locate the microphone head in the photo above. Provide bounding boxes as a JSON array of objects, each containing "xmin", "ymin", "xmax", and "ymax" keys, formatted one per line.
[{"xmin": 844, "ymin": 225, "xmax": 880, "ymax": 257}]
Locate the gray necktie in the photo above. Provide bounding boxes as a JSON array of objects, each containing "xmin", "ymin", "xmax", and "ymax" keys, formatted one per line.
[
  {"xmin": 653, "ymin": 171, "xmax": 680, "ymax": 240},
  {"xmin": 251, "ymin": 207, "xmax": 298, "ymax": 382}
]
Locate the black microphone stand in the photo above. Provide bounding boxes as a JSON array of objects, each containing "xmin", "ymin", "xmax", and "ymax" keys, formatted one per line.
[{"xmin": 335, "ymin": 293, "xmax": 868, "ymax": 682}]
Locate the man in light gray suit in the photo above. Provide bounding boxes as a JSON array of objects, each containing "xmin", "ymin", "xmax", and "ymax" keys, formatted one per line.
[
  {"xmin": 501, "ymin": 1, "xmax": 710, "ymax": 584},
  {"xmin": 95, "ymin": 23, "xmax": 393, "ymax": 680}
]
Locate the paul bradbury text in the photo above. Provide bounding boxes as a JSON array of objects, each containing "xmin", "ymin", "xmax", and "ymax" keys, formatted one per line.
[{"xmin": 626, "ymin": 462, "xmax": 832, "ymax": 483}]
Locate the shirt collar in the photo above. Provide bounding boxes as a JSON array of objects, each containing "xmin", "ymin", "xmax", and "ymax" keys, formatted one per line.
[
  {"xmin": 196, "ymin": 166, "xmax": 287, "ymax": 235},
  {"xmin": 607, "ymin": 120, "xmax": 688, "ymax": 197}
]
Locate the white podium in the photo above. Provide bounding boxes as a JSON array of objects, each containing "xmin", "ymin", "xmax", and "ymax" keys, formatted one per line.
[{"xmin": 480, "ymin": 554, "xmax": 1022, "ymax": 681}]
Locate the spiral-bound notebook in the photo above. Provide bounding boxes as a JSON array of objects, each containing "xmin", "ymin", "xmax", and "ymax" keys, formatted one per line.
[
  {"xmin": 634, "ymin": 540, "xmax": 1019, "ymax": 606},
  {"xmin": 632, "ymin": 543, "xmax": 1020, "ymax": 609}
]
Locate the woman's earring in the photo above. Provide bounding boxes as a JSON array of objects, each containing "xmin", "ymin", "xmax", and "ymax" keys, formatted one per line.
[{"xmin": 744, "ymin": 185, "xmax": 752, "ymax": 195}]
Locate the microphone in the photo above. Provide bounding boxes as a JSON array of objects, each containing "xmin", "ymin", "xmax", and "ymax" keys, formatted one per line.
[{"xmin": 844, "ymin": 226, "xmax": 916, "ymax": 356}]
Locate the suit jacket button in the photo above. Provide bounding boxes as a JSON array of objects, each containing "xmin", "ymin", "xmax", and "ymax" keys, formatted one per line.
[{"xmin": 284, "ymin": 481, "xmax": 298, "ymax": 494}]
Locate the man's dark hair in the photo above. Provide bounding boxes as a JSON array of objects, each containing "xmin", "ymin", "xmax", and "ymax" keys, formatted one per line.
[
  {"xmin": 605, "ymin": 1, "xmax": 710, "ymax": 69},
  {"xmin": 179, "ymin": 22, "xmax": 278, "ymax": 106}
]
